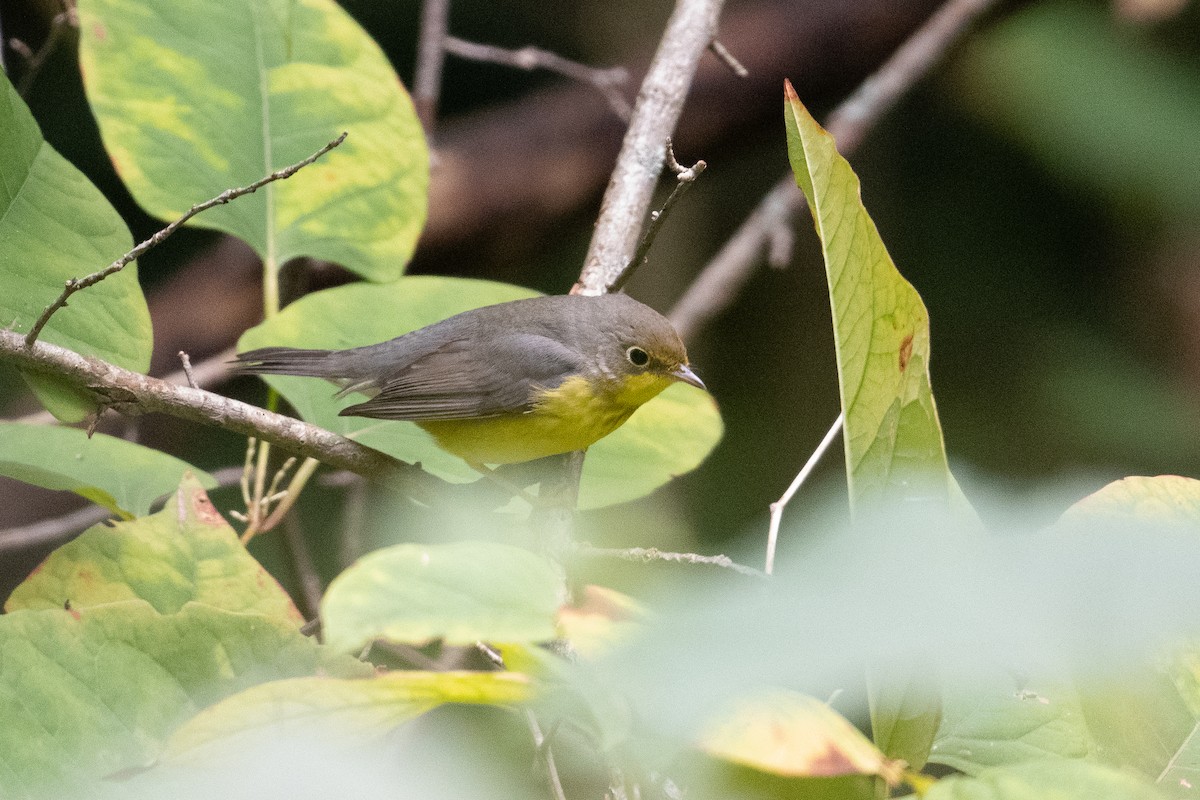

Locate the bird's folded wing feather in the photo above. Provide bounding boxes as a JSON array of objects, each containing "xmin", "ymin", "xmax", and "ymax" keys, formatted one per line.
[{"xmin": 339, "ymin": 333, "xmax": 585, "ymax": 420}]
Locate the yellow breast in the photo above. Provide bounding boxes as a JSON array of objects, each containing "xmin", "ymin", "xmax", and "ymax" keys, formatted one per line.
[{"xmin": 418, "ymin": 373, "xmax": 674, "ymax": 465}]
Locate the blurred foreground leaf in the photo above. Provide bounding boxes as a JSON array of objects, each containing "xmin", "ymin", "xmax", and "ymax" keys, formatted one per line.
[
  {"xmin": 924, "ymin": 759, "xmax": 1164, "ymax": 799},
  {"xmin": 166, "ymin": 671, "xmax": 530, "ymax": 762},
  {"xmin": 321, "ymin": 540, "xmax": 563, "ymax": 652},
  {"xmin": 78, "ymin": 0, "xmax": 428, "ymax": 281},
  {"xmin": 0, "ymin": 76, "xmax": 151, "ymax": 421}
]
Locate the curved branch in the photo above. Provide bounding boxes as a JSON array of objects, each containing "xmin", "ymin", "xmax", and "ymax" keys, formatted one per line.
[{"xmin": 0, "ymin": 330, "xmax": 435, "ymax": 487}]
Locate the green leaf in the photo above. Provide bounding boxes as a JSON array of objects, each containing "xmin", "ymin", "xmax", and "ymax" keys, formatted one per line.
[
  {"xmin": 0, "ymin": 601, "xmax": 369, "ymax": 797},
  {"xmin": 0, "ymin": 422, "xmax": 215, "ymax": 519},
  {"xmin": 239, "ymin": 276, "xmax": 723, "ymax": 509},
  {"xmin": 78, "ymin": 0, "xmax": 428, "ymax": 282},
  {"xmin": 783, "ymin": 79, "xmax": 953, "ymax": 512},
  {"xmin": 5, "ymin": 474, "xmax": 298, "ymax": 622},
  {"xmin": 931, "ymin": 670, "xmax": 1095, "ymax": 774},
  {"xmin": 0, "ymin": 76, "xmax": 151, "ymax": 422},
  {"xmin": 166, "ymin": 671, "xmax": 530, "ymax": 762},
  {"xmin": 785, "ymin": 80, "xmax": 962, "ymax": 768},
  {"xmin": 321, "ymin": 540, "xmax": 564, "ymax": 652},
  {"xmin": 924, "ymin": 760, "xmax": 1166, "ymax": 800}
]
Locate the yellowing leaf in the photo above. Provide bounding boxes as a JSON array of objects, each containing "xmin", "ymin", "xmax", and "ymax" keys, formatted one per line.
[{"xmin": 700, "ymin": 690, "xmax": 904, "ymax": 784}]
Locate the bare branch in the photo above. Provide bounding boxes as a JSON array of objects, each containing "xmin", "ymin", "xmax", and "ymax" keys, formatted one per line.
[
  {"xmin": 0, "ymin": 330, "xmax": 434, "ymax": 487},
  {"xmin": 609, "ymin": 139, "xmax": 707, "ymax": 293},
  {"xmin": 575, "ymin": 0, "xmax": 726, "ymax": 296},
  {"xmin": 444, "ymin": 36, "xmax": 631, "ymax": 121},
  {"xmin": 413, "ymin": 0, "xmax": 451, "ymax": 133},
  {"xmin": 24, "ymin": 133, "xmax": 348, "ymax": 348},
  {"xmin": 669, "ymin": 0, "xmax": 1003, "ymax": 340},
  {"xmin": 574, "ymin": 545, "xmax": 764, "ymax": 578},
  {"xmin": 178, "ymin": 351, "xmax": 198, "ymax": 389},
  {"xmin": 281, "ymin": 513, "xmax": 324, "ymax": 619}
]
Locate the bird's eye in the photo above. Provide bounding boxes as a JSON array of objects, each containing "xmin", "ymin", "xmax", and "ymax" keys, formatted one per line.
[{"xmin": 625, "ymin": 346, "xmax": 650, "ymax": 367}]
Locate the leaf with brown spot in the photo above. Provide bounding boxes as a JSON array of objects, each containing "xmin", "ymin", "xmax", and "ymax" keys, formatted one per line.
[{"xmin": 700, "ymin": 690, "xmax": 904, "ymax": 785}]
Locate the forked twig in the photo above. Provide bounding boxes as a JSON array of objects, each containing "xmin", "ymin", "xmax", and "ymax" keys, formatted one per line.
[{"xmin": 24, "ymin": 132, "xmax": 348, "ymax": 347}]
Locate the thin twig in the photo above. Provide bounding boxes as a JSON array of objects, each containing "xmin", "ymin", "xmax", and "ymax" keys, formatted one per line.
[
  {"xmin": 707, "ymin": 39, "xmax": 747, "ymax": 78},
  {"xmin": 256, "ymin": 456, "xmax": 321, "ymax": 535},
  {"xmin": 444, "ymin": 35, "xmax": 631, "ymax": 121},
  {"xmin": 765, "ymin": 413, "xmax": 843, "ymax": 575},
  {"xmin": 0, "ymin": 330, "xmax": 435, "ymax": 486},
  {"xmin": 610, "ymin": 139, "xmax": 706, "ymax": 293},
  {"xmin": 24, "ymin": 132, "xmax": 348, "ymax": 348},
  {"xmin": 668, "ymin": 0, "xmax": 1004, "ymax": 340},
  {"xmin": 574, "ymin": 545, "xmax": 764, "ymax": 578},
  {"xmin": 413, "ymin": 0, "xmax": 451, "ymax": 133},
  {"xmin": 575, "ymin": 0, "xmax": 726, "ymax": 296},
  {"xmin": 178, "ymin": 351, "xmax": 197, "ymax": 389},
  {"xmin": 12, "ymin": 0, "xmax": 77, "ymax": 98},
  {"xmin": 281, "ymin": 513, "xmax": 323, "ymax": 620},
  {"xmin": 526, "ymin": 710, "xmax": 568, "ymax": 800}
]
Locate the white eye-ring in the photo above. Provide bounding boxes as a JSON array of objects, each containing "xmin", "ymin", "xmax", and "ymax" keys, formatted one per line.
[{"xmin": 625, "ymin": 346, "xmax": 650, "ymax": 367}]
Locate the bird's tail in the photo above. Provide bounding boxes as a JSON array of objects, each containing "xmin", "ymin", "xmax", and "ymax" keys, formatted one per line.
[{"xmin": 231, "ymin": 347, "xmax": 343, "ymax": 378}]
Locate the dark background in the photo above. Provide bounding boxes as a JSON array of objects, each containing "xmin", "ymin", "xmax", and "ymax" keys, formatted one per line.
[{"xmin": 2, "ymin": 0, "xmax": 1198, "ymax": 594}]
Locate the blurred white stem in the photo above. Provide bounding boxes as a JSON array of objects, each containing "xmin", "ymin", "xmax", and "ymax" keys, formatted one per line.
[{"xmin": 766, "ymin": 413, "xmax": 844, "ymax": 575}]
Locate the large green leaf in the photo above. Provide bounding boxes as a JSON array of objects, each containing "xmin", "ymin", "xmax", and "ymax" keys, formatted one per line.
[
  {"xmin": 239, "ymin": 276, "xmax": 723, "ymax": 509},
  {"xmin": 931, "ymin": 670, "xmax": 1095, "ymax": 774},
  {"xmin": 0, "ymin": 76, "xmax": 151, "ymax": 421},
  {"xmin": 78, "ymin": 0, "xmax": 428, "ymax": 282},
  {"xmin": 321, "ymin": 541, "xmax": 564, "ymax": 652},
  {"xmin": 165, "ymin": 671, "xmax": 530, "ymax": 762},
  {"xmin": 785, "ymin": 80, "xmax": 960, "ymax": 768},
  {"xmin": 0, "ymin": 422, "xmax": 214, "ymax": 519},
  {"xmin": 0, "ymin": 601, "xmax": 369, "ymax": 797},
  {"xmin": 5, "ymin": 474, "xmax": 297, "ymax": 622}
]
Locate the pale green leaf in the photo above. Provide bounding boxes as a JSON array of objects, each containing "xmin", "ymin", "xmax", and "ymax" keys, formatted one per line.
[
  {"xmin": 783, "ymin": 79, "xmax": 953, "ymax": 511},
  {"xmin": 925, "ymin": 760, "xmax": 1165, "ymax": 800},
  {"xmin": 166, "ymin": 671, "xmax": 530, "ymax": 762},
  {"xmin": 0, "ymin": 76, "xmax": 151, "ymax": 421},
  {"xmin": 931, "ymin": 669, "xmax": 1095, "ymax": 774},
  {"xmin": 4, "ymin": 474, "xmax": 298, "ymax": 622},
  {"xmin": 0, "ymin": 422, "xmax": 214, "ymax": 519},
  {"xmin": 78, "ymin": 0, "xmax": 428, "ymax": 281},
  {"xmin": 239, "ymin": 276, "xmax": 722, "ymax": 508},
  {"xmin": 321, "ymin": 540, "xmax": 564, "ymax": 651}
]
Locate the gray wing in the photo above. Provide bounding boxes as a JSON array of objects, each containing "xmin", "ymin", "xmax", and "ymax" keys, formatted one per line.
[{"xmin": 338, "ymin": 332, "xmax": 585, "ymax": 421}]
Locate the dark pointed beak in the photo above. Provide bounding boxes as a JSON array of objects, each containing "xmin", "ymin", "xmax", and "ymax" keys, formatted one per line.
[{"xmin": 671, "ymin": 364, "xmax": 706, "ymax": 391}]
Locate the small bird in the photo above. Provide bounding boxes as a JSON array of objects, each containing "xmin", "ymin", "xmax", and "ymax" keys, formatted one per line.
[{"xmin": 233, "ymin": 293, "xmax": 705, "ymax": 467}]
